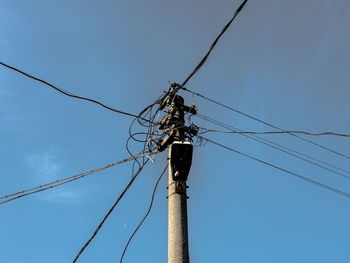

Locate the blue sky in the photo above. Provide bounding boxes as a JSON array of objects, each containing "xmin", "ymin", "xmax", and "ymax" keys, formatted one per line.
[{"xmin": 1, "ymin": 0, "xmax": 350, "ymax": 262}]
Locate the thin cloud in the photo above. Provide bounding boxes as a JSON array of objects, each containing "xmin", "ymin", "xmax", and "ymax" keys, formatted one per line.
[
  {"xmin": 26, "ymin": 152, "xmax": 59, "ymax": 180},
  {"xmin": 35, "ymin": 188, "xmax": 81, "ymax": 204},
  {"xmin": 25, "ymin": 152, "xmax": 81, "ymax": 203}
]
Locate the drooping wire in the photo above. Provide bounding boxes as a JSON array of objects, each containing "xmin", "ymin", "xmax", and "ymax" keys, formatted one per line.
[
  {"xmin": 126, "ymin": 102, "xmax": 161, "ymax": 177},
  {"xmin": 0, "ymin": 154, "xmax": 154, "ymax": 205},
  {"xmin": 124, "ymin": 87, "xmax": 180, "ymax": 168},
  {"xmin": 120, "ymin": 164, "xmax": 168, "ymax": 263},
  {"xmin": 183, "ymin": 87, "xmax": 350, "ymax": 160},
  {"xmin": 201, "ymin": 129, "xmax": 350, "ymax": 137},
  {"xmin": 202, "ymin": 136, "xmax": 350, "ymax": 199},
  {"xmin": 196, "ymin": 113, "xmax": 350, "ymax": 176},
  {"xmin": 179, "ymin": 0, "xmax": 249, "ymax": 88},
  {"xmin": 72, "ymin": 160, "xmax": 149, "ymax": 263},
  {"xmin": 0, "ymin": 61, "xmax": 154, "ymax": 124},
  {"xmin": 73, "ymin": 88, "xmax": 173, "ymax": 262}
]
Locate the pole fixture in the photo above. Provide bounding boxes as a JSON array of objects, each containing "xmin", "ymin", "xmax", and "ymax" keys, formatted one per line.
[
  {"xmin": 155, "ymin": 83, "xmax": 198, "ymax": 153},
  {"xmin": 169, "ymin": 142, "xmax": 193, "ymax": 182}
]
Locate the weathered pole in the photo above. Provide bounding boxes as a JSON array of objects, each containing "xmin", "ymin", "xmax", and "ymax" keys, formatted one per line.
[
  {"xmin": 156, "ymin": 84, "xmax": 195, "ymax": 263},
  {"xmin": 168, "ymin": 143, "xmax": 190, "ymax": 263}
]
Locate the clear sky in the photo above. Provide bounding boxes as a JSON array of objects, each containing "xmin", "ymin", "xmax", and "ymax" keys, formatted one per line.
[{"xmin": 1, "ymin": 0, "xmax": 350, "ymax": 262}]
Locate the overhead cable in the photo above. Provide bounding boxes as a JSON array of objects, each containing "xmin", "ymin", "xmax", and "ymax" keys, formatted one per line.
[
  {"xmin": 0, "ymin": 61, "xmax": 154, "ymax": 124},
  {"xmin": 196, "ymin": 114, "xmax": 350, "ymax": 180},
  {"xmin": 120, "ymin": 164, "xmax": 168, "ymax": 263},
  {"xmin": 183, "ymin": 87, "xmax": 350, "ymax": 160},
  {"xmin": 196, "ymin": 113, "xmax": 350, "ymax": 175},
  {"xmin": 0, "ymin": 153, "xmax": 155, "ymax": 205},
  {"xmin": 72, "ymin": 160, "xmax": 149, "ymax": 263},
  {"xmin": 202, "ymin": 136, "xmax": 350, "ymax": 199},
  {"xmin": 201, "ymin": 129, "xmax": 350, "ymax": 137},
  {"xmin": 180, "ymin": 0, "xmax": 249, "ymax": 88}
]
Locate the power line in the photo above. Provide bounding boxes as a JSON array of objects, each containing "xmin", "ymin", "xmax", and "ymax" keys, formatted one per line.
[
  {"xmin": 0, "ymin": 60, "xmax": 154, "ymax": 124},
  {"xmin": 198, "ymin": 116, "xmax": 350, "ymax": 180},
  {"xmin": 202, "ymin": 136, "xmax": 350, "ymax": 199},
  {"xmin": 72, "ymin": 160, "xmax": 149, "ymax": 263},
  {"xmin": 179, "ymin": 0, "xmax": 249, "ymax": 88},
  {"xmin": 201, "ymin": 129, "xmax": 350, "ymax": 137},
  {"xmin": 120, "ymin": 164, "xmax": 168, "ymax": 263},
  {"xmin": 196, "ymin": 113, "xmax": 350, "ymax": 176},
  {"xmin": 183, "ymin": 87, "xmax": 350, "ymax": 160},
  {"xmin": 0, "ymin": 153, "xmax": 155, "ymax": 205}
]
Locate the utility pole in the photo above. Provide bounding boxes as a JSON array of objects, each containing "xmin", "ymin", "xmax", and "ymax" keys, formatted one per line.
[
  {"xmin": 168, "ymin": 142, "xmax": 192, "ymax": 263},
  {"xmin": 156, "ymin": 84, "xmax": 196, "ymax": 263}
]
